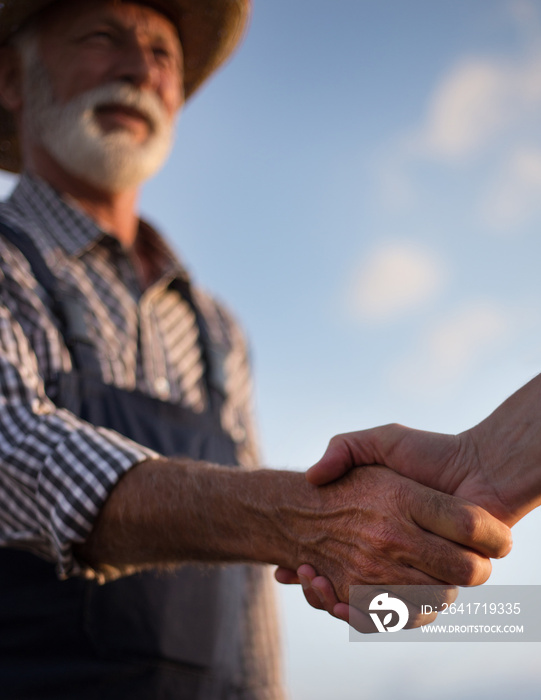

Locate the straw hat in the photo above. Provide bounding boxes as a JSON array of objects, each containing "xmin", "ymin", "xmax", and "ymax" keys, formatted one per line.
[{"xmin": 0, "ymin": 0, "xmax": 251, "ymax": 172}]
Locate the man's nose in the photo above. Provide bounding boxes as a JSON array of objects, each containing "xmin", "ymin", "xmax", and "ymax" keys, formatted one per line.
[{"xmin": 112, "ymin": 40, "xmax": 159, "ymax": 89}]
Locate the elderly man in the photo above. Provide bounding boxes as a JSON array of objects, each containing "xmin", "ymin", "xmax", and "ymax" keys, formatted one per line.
[{"xmin": 0, "ymin": 1, "xmax": 511, "ymax": 698}]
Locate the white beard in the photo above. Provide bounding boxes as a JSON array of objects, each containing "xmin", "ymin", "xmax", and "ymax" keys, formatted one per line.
[{"xmin": 22, "ymin": 51, "xmax": 176, "ymax": 192}]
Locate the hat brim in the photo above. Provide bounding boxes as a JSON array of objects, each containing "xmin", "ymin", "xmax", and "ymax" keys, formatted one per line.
[{"xmin": 0, "ymin": 0, "xmax": 251, "ymax": 173}]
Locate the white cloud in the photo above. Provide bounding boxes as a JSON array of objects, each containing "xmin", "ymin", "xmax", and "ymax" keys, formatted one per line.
[
  {"xmin": 479, "ymin": 146, "xmax": 541, "ymax": 231},
  {"xmin": 377, "ymin": 3, "xmax": 541, "ymax": 229},
  {"xmin": 390, "ymin": 301, "xmax": 513, "ymax": 395},
  {"xmin": 348, "ymin": 242, "xmax": 446, "ymax": 322},
  {"xmin": 408, "ymin": 50, "xmax": 541, "ymax": 161},
  {"xmin": 414, "ymin": 59, "xmax": 514, "ymax": 160}
]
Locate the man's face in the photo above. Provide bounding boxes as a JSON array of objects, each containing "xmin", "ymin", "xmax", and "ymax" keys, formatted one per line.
[{"xmin": 19, "ymin": 0, "xmax": 184, "ymax": 190}]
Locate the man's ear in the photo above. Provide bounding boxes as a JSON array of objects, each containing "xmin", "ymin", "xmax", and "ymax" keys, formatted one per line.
[{"xmin": 0, "ymin": 46, "xmax": 24, "ymax": 112}]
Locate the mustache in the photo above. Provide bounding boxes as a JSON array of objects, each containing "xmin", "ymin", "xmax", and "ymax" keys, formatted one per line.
[{"xmin": 71, "ymin": 82, "xmax": 169, "ymax": 133}]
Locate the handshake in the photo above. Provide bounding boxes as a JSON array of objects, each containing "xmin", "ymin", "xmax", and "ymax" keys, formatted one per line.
[
  {"xmin": 273, "ymin": 374, "xmax": 541, "ymax": 632},
  {"xmin": 77, "ymin": 372, "xmax": 541, "ymax": 635}
]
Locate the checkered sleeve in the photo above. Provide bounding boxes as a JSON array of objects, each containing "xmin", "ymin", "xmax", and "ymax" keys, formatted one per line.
[{"xmin": 0, "ymin": 279, "xmax": 158, "ymax": 580}]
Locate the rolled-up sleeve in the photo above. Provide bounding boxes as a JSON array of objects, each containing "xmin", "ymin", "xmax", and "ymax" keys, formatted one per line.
[{"xmin": 0, "ymin": 291, "xmax": 158, "ymax": 580}]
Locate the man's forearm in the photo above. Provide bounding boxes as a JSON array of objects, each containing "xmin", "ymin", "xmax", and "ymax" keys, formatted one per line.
[
  {"xmin": 75, "ymin": 459, "xmax": 512, "ymax": 599},
  {"xmin": 75, "ymin": 458, "xmax": 314, "ymax": 576},
  {"xmin": 465, "ymin": 372, "xmax": 541, "ymax": 524}
]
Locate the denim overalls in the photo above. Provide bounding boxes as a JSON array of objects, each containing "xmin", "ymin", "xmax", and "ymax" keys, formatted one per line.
[{"xmin": 0, "ymin": 221, "xmax": 251, "ymax": 699}]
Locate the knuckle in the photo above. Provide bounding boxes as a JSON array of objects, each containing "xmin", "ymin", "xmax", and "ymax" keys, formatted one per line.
[
  {"xmin": 455, "ymin": 553, "xmax": 490, "ymax": 587},
  {"xmin": 327, "ymin": 434, "xmax": 348, "ymax": 456},
  {"xmin": 381, "ymin": 422, "xmax": 406, "ymax": 440},
  {"xmin": 458, "ymin": 507, "xmax": 512, "ymax": 559},
  {"xmin": 473, "ymin": 556, "xmax": 492, "ymax": 585},
  {"xmin": 494, "ymin": 528, "xmax": 513, "ymax": 559},
  {"xmin": 393, "ymin": 482, "xmax": 413, "ymax": 510},
  {"xmin": 459, "ymin": 506, "xmax": 486, "ymax": 542}
]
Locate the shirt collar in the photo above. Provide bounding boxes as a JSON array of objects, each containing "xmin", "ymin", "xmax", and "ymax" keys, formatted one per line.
[
  {"xmin": 5, "ymin": 172, "xmax": 190, "ymax": 284},
  {"xmin": 9, "ymin": 173, "xmax": 105, "ymax": 257}
]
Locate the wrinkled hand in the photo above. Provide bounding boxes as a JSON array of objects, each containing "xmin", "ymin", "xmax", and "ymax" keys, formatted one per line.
[
  {"xmin": 276, "ymin": 423, "xmax": 516, "ymax": 626},
  {"xmin": 274, "ymin": 462, "xmax": 511, "ymax": 614}
]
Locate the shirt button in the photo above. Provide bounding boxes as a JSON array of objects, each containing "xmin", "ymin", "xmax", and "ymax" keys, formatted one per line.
[{"xmin": 154, "ymin": 377, "xmax": 170, "ymax": 397}]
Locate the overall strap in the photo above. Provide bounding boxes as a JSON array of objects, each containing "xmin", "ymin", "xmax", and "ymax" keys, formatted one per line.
[
  {"xmin": 0, "ymin": 218, "xmax": 100, "ymax": 374},
  {"xmin": 170, "ymin": 276, "xmax": 229, "ymax": 419},
  {"xmin": 0, "ymin": 219, "xmax": 229, "ymax": 418}
]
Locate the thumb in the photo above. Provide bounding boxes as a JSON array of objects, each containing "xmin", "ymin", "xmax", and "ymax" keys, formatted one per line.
[
  {"xmin": 306, "ymin": 425, "xmax": 408, "ymax": 485},
  {"xmin": 306, "ymin": 432, "xmax": 371, "ymax": 485}
]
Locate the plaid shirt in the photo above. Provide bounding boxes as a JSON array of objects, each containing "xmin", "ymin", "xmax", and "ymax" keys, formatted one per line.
[
  {"xmin": 0, "ymin": 174, "xmax": 284, "ymax": 697},
  {"xmin": 0, "ymin": 173, "xmax": 260, "ymax": 578}
]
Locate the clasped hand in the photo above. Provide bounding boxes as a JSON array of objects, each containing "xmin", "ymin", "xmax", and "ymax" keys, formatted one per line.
[{"xmin": 276, "ymin": 428, "xmax": 512, "ymax": 632}]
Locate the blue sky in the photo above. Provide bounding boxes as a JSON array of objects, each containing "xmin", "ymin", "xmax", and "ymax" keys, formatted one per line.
[{"xmin": 2, "ymin": 0, "xmax": 541, "ymax": 697}]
